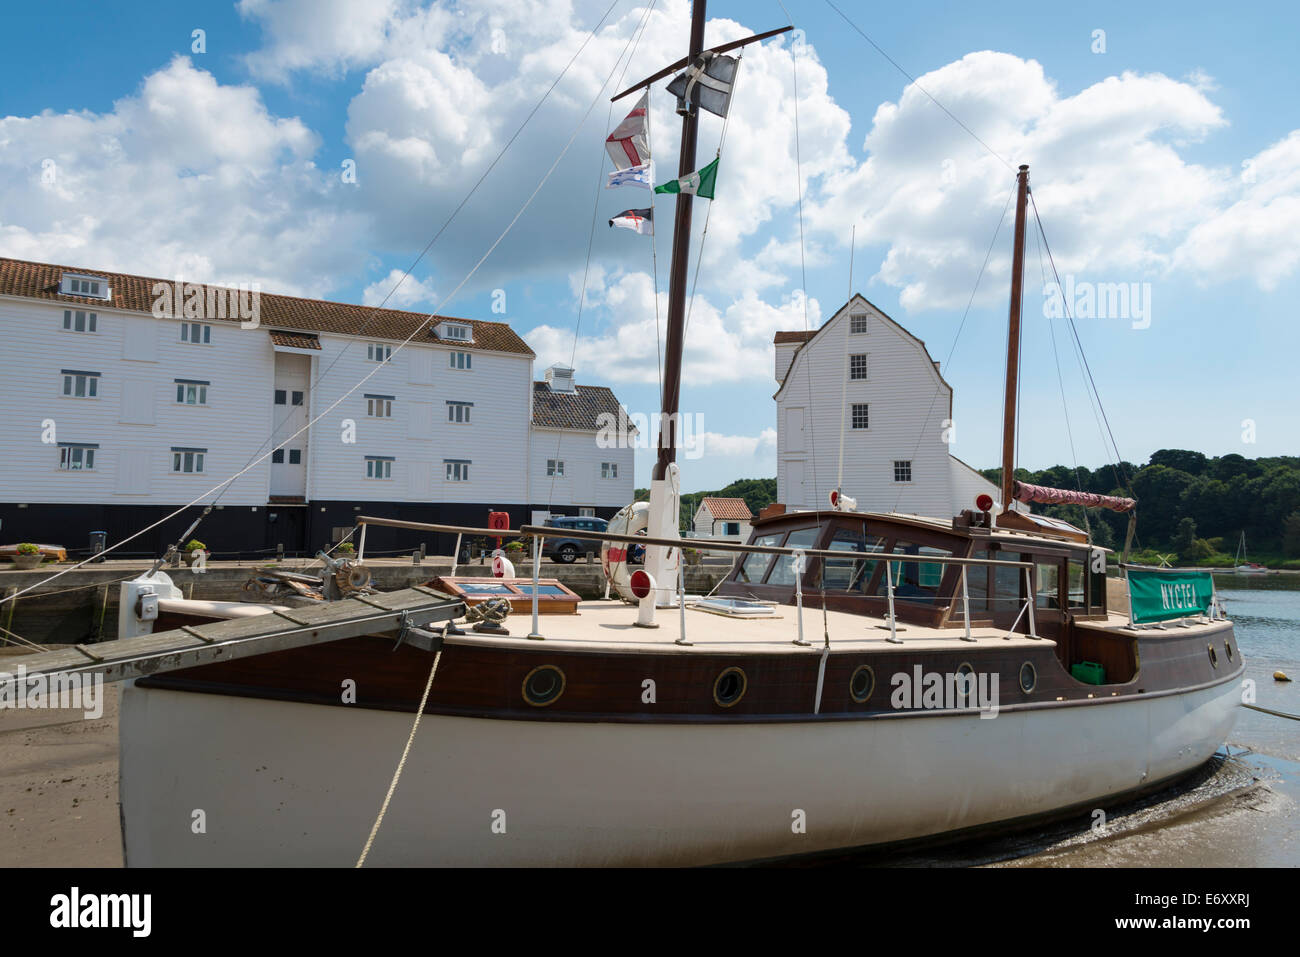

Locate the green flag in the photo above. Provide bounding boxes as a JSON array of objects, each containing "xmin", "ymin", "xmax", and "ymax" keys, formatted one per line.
[
  {"xmin": 1126, "ymin": 568, "xmax": 1216, "ymax": 623},
  {"xmin": 654, "ymin": 157, "xmax": 718, "ymax": 199}
]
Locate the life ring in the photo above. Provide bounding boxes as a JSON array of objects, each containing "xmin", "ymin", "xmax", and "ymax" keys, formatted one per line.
[{"xmin": 601, "ymin": 501, "xmax": 677, "ymax": 603}]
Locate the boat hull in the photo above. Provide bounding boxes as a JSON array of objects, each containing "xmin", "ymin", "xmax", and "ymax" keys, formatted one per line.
[{"xmin": 119, "ymin": 675, "xmax": 1241, "ymax": 866}]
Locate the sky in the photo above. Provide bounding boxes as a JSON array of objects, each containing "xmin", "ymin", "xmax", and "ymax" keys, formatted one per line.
[{"xmin": 2, "ymin": 0, "xmax": 1297, "ymax": 492}]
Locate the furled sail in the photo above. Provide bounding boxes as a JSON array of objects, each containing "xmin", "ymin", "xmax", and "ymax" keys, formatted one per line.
[{"xmin": 1012, "ymin": 481, "xmax": 1136, "ymax": 513}]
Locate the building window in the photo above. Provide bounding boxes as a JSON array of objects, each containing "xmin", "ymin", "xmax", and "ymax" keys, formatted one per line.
[
  {"xmin": 547, "ymin": 460, "xmax": 565, "ymax": 477},
  {"xmin": 442, "ymin": 323, "xmax": 471, "ymax": 341},
  {"xmin": 723, "ymin": 521, "xmax": 740, "ymax": 536},
  {"xmin": 274, "ymin": 389, "xmax": 287, "ymax": 404},
  {"xmin": 601, "ymin": 462, "xmax": 618, "ymax": 479},
  {"xmin": 367, "ymin": 343, "xmax": 392, "ymax": 363},
  {"xmin": 288, "ymin": 449, "xmax": 302, "ymax": 465},
  {"xmin": 445, "ymin": 460, "xmax": 470, "ymax": 482},
  {"xmin": 58, "ymin": 443, "xmax": 97, "ymax": 471},
  {"xmin": 447, "ymin": 401, "xmax": 472, "ymax": 424},
  {"xmin": 61, "ymin": 370, "xmax": 100, "ymax": 398},
  {"xmin": 171, "ymin": 448, "xmax": 206, "ymax": 473},
  {"xmin": 175, "ymin": 379, "xmax": 209, "ymax": 405},
  {"xmin": 271, "ymin": 449, "xmax": 285, "ymax": 464},
  {"xmin": 850, "ymin": 313, "xmax": 868, "ymax": 334},
  {"xmin": 180, "ymin": 322, "xmax": 211, "ymax": 344},
  {"xmin": 449, "ymin": 351, "xmax": 472, "ymax": 370},
  {"xmin": 291, "ymin": 391, "xmax": 304, "ymax": 406},
  {"xmin": 851, "ymin": 403, "xmax": 869, "ymax": 429},
  {"xmin": 61, "ymin": 309, "xmax": 98, "ymax": 333},
  {"xmin": 849, "ymin": 354, "xmax": 868, "ymax": 380},
  {"xmin": 894, "ymin": 460, "xmax": 912, "ymax": 483},
  {"xmin": 60, "ymin": 274, "xmax": 111, "ymax": 300},
  {"xmin": 365, "ymin": 456, "xmax": 393, "ymax": 479},
  {"xmin": 366, "ymin": 394, "xmax": 393, "ymax": 418},
  {"xmin": 578, "ymin": 507, "xmax": 596, "ymax": 517}
]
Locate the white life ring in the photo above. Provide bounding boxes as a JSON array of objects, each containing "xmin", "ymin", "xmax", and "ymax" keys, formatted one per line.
[{"xmin": 601, "ymin": 501, "xmax": 678, "ymax": 603}]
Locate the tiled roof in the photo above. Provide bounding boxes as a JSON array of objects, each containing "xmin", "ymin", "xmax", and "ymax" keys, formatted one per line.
[
  {"xmin": 0, "ymin": 256, "xmax": 534, "ymax": 356},
  {"xmin": 269, "ymin": 331, "xmax": 321, "ymax": 350},
  {"xmin": 700, "ymin": 497, "xmax": 752, "ymax": 520},
  {"xmin": 531, "ymin": 382, "xmax": 630, "ymax": 432},
  {"xmin": 773, "ymin": 330, "xmax": 816, "ymax": 344}
]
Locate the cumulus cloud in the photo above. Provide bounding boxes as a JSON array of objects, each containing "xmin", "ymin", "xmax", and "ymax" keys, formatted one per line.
[{"xmin": 362, "ymin": 268, "xmax": 439, "ymax": 308}]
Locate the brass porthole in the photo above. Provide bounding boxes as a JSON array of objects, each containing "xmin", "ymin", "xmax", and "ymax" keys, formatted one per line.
[
  {"xmin": 1224, "ymin": 640, "xmax": 1234, "ymax": 661},
  {"xmin": 713, "ymin": 666, "xmax": 748, "ymax": 708},
  {"xmin": 1019, "ymin": 661, "xmax": 1037, "ymax": 694},
  {"xmin": 522, "ymin": 665, "xmax": 566, "ymax": 707},
  {"xmin": 1207, "ymin": 644, "xmax": 1219, "ymax": 669},
  {"xmin": 956, "ymin": 662, "xmax": 976, "ymax": 706},
  {"xmin": 849, "ymin": 664, "xmax": 875, "ymax": 703}
]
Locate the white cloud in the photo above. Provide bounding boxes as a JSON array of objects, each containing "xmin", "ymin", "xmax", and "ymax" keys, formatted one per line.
[
  {"xmin": 696, "ymin": 427, "xmax": 777, "ymax": 458},
  {"xmin": 0, "ymin": 57, "xmax": 363, "ymax": 295},
  {"xmin": 362, "ymin": 268, "xmax": 439, "ymax": 308}
]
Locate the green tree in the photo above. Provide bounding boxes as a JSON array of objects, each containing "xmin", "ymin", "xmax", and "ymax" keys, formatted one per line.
[
  {"xmin": 1171, "ymin": 517, "xmax": 1197, "ymax": 556},
  {"xmin": 1284, "ymin": 511, "xmax": 1300, "ymax": 558}
]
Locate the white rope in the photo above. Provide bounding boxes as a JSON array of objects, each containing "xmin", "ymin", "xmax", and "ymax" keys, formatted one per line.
[{"xmin": 355, "ymin": 648, "xmax": 443, "ymax": 867}]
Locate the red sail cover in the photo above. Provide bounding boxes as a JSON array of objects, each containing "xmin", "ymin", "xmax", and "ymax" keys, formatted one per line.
[{"xmin": 1012, "ymin": 481, "xmax": 1136, "ymax": 513}]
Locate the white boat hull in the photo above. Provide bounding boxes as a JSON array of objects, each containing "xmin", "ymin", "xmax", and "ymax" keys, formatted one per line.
[{"xmin": 119, "ymin": 678, "xmax": 1240, "ymax": 866}]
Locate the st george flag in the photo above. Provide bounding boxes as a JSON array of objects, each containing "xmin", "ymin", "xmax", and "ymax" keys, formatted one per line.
[
  {"xmin": 609, "ymin": 208, "xmax": 653, "ymax": 235},
  {"xmin": 605, "ymin": 93, "xmax": 650, "ymax": 170},
  {"xmin": 666, "ymin": 52, "xmax": 737, "ymax": 117},
  {"xmin": 606, "ymin": 163, "xmax": 652, "ymax": 189},
  {"xmin": 654, "ymin": 157, "xmax": 719, "ymax": 199}
]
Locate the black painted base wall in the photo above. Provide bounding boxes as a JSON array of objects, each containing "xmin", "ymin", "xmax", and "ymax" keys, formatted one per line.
[{"xmin": 0, "ymin": 501, "xmax": 624, "ymax": 561}]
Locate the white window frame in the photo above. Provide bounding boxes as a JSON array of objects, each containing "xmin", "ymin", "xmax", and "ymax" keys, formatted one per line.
[
  {"xmin": 366, "ymin": 395, "xmax": 393, "ymax": 418},
  {"xmin": 547, "ymin": 459, "xmax": 565, "ymax": 477},
  {"xmin": 449, "ymin": 351, "xmax": 472, "ymax": 370},
  {"xmin": 893, "ymin": 460, "xmax": 913, "ymax": 483},
  {"xmin": 180, "ymin": 322, "xmax": 212, "ymax": 344},
  {"xmin": 60, "ymin": 274, "xmax": 111, "ymax": 300},
  {"xmin": 851, "ymin": 403, "xmax": 869, "ymax": 430},
  {"xmin": 849, "ymin": 353, "xmax": 868, "ymax": 380},
  {"xmin": 61, "ymin": 309, "xmax": 98, "ymax": 333},
  {"xmin": 175, "ymin": 380, "xmax": 209, "ymax": 405},
  {"xmin": 367, "ymin": 343, "xmax": 392, "ymax": 363},
  {"xmin": 61, "ymin": 370, "xmax": 100, "ymax": 399},
  {"xmin": 171, "ymin": 448, "xmax": 206, "ymax": 474},
  {"xmin": 441, "ymin": 323, "xmax": 471, "ymax": 341},
  {"xmin": 445, "ymin": 460, "xmax": 470, "ymax": 482},
  {"xmin": 447, "ymin": 401, "xmax": 472, "ymax": 424},
  {"xmin": 601, "ymin": 462, "xmax": 618, "ymax": 479},
  {"xmin": 58, "ymin": 444, "xmax": 97, "ymax": 471},
  {"xmin": 365, "ymin": 456, "xmax": 393, "ymax": 480},
  {"xmin": 849, "ymin": 313, "xmax": 868, "ymax": 334}
]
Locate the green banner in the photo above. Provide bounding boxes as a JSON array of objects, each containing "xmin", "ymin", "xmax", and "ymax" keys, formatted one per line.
[{"xmin": 1126, "ymin": 568, "xmax": 1215, "ymax": 623}]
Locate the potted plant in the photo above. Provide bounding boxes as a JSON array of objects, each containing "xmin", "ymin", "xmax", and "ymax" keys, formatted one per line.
[
  {"xmin": 183, "ymin": 539, "xmax": 208, "ymax": 567},
  {"xmin": 13, "ymin": 543, "xmax": 43, "ymax": 570},
  {"xmin": 336, "ymin": 541, "xmax": 355, "ymax": 555},
  {"xmin": 504, "ymin": 540, "xmax": 525, "ymax": 562},
  {"xmin": 683, "ymin": 547, "xmax": 702, "ymax": 566}
]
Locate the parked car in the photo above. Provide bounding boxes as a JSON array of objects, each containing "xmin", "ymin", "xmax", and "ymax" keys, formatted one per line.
[{"xmin": 539, "ymin": 515, "xmax": 607, "ymax": 563}]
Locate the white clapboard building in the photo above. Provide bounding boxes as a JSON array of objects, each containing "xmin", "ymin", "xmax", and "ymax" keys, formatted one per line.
[
  {"xmin": 0, "ymin": 257, "xmax": 635, "ymax": 557},
  {"xmin": 774, "ymin": 294, "xmax": 998, "ymax": 517}
]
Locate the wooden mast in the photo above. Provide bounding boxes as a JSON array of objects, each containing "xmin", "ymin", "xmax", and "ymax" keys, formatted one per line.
[
  {"xmin": 654, "ymin": 0, "xmax": 707, "ymax": 482},
  {"xmin": 1000, "ymin": 164, "xmax": 1030, "ymax": 513}
]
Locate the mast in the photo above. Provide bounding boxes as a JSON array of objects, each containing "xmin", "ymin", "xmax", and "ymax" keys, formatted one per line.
[
  {"xmin": 1000, "ymin": 164, "xmax": 1030, "ymax": 513},
  {"xmin": 655, "ymin": 0, "xmax": 707, "ymax": 480}
]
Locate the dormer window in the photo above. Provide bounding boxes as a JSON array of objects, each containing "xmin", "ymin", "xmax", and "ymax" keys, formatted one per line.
[
  {"xmin": 60, "ymin": 274, "xmax": 111, "ymax": 301},
  {"xmin": 437, "ymin": 322, "xmax": 472, "ymax": 342}
]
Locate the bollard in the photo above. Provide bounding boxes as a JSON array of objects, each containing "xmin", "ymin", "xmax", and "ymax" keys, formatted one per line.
[
  {"xmin": 89, "ymin": 530, "xmax": 107, "ymax": 563},
  {"xmin": 277, "ymin": 543, "xmax": 285, "ymax": 562}
]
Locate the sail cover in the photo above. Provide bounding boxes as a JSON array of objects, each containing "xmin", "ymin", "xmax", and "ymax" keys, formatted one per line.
[
  {"xmin": 1012, "ymin": 481, "xmax": 1136, "ymax": 513},
  {"xmin": 606, "ymin": 94, "xmax": 650, "ymax": 170}
]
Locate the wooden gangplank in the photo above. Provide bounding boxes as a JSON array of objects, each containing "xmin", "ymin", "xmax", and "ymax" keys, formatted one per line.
[{"xmin": 0, "ymin": 586, "xmax": 463, "ymax": 686}]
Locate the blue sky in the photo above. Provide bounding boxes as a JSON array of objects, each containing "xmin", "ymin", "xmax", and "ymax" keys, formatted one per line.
[{"xmin": 3, "ymin": 0, "xmax": 1297, "ymax": 492}]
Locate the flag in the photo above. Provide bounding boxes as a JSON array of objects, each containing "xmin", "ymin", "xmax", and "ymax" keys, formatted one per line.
[
  {"xmin": 605, "ymin": 93, "xmax": 650, "ymax": 170},
  {"xmin": 609, "ymin": 208, "xmax": 653, "ymax": 235},
  {"xmin": 666, "ymin": 52, "xmax": 737, "ymax": 117},
  {"xmin": 654, "ymin": 157, "xmax": 719, "ymax": 199},
  {"xmin": 606, "ymin": 163, "xmax": 652, "ymax": 189}
]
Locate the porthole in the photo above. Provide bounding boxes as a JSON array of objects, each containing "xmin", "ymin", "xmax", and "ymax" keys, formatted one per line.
[
  {"xmin": 955, "ymin": 662, "xmax": 975, "ymax": 706},
  {"xmin": 1207, "ymin": 644, "xmax": 1219, "ymax": 669},
  {"xmin": 849, "ymin": 664, "xmax": 875, "ymax": 703},
  {"xmin": 713, "ymin": 666, "xmax": 748, "ymax": 708},
  {"xmin": 522, "ymin": 665, "xmax": 566, "ymax": 707},
  {"xmin": 1019, "ymin": 661, "xmax": 1037, "ymax": 694},
  {"xmin": 1224, "ymin": 640, "xmax": 1234, "ymax": 662}
]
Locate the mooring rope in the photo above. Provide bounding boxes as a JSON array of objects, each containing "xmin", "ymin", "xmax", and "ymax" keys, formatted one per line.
[
  {"xmin": 355, "ymin": 648, "xmax": 443, "ymax": 867},
  {"xmin": 1243, "ymin": 702, "xmax": 1300, "ymax": 722}
]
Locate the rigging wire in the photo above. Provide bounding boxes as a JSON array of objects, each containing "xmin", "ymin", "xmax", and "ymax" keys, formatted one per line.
[{"xmin": 0, "ymin": 1, "xmax": 647, "ymax": 610}]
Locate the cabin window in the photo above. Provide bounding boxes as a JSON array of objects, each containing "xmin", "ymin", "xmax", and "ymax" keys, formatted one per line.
[
  {"xmin": 870, "ymin": 541, "xmax": 952, "ymax": 604},
  {"xmin": 964, "ymin": 548, "xmax": 992, "ymax": 614},
  {"xmin": 766, "ymin": 528, "xmax": 820, "ymax": 586},
  {"xmin": 818, "ymin": 528, "xmax": 887, "ymax": 592},
  {"xmin": 992, "ymin": 553, "xmax": 1023, "ymax": 616},
  {"xmin": 737, "ymin": 533, "xmax": 783, "ymax": 584},
  {"xmin": 1089, "ymin": 557, "xmax": 1107, "ymax": 614},
  {"xmin": 1035, "ymin": 560, "xmax": 1062, "ymax": 610},
  {"xmin": 1067, "ymin": 560, "xmax": 1086, "ymax": 609}
]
